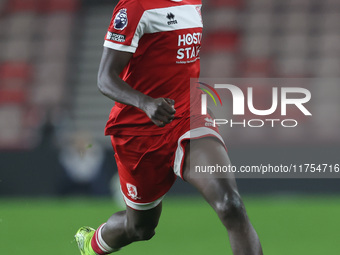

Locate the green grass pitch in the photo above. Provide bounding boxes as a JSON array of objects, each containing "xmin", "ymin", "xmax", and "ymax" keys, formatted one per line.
[{"xmin": 0, "ymin": 196, "xmax": 339, "ymax": 254}]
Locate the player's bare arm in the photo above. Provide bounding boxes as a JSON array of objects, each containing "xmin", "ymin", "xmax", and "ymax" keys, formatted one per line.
[{"xmin": 97, "ymin": 47, "xmax": 175, "ymax": 127}]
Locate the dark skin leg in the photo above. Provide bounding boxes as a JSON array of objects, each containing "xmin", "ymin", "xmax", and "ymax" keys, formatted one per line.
[
  {"xmin": 101, "ymin": 202, "xmax": 162, "ymax": 250},
  {"xmin": 182, "ymin": 137, "xmax": 263, "ymax": 255},
  {"xmin": 101, "ymin": 136, "xmax": 262, "ymax": 254}
]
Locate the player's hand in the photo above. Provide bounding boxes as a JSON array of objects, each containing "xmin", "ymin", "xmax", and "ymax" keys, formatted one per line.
[{"xmin": 140, "ymin": 97, "xmax": 176, "ymax": 127}]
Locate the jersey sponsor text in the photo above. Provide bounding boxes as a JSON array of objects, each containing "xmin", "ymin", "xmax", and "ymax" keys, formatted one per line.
[{"xmin": 177, "ymin": 32, "xmax": 202, "ymax": 63}]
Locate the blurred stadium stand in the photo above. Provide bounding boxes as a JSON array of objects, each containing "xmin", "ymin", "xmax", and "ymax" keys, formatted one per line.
[
  {"xmin": 0, "ymin": 0, "xmax": 339, "ymax": 149},
  {"xmin": 0, "ymin": 0, "xmax": 80, "ymax": 149},
  {"xmin": 0, "ymin": 0, "xmax": 339, "ymax": 196}
]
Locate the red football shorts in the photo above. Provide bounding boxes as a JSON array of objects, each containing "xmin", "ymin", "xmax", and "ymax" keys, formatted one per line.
[{"xmin": 110, "ymin": 114, "xmax": 225, "ymax": 210}]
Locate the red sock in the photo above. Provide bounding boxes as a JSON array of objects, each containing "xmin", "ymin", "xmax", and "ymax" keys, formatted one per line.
[{"xmin": 91, "ymin": 224, "xmax": 117, "ymax": 254}]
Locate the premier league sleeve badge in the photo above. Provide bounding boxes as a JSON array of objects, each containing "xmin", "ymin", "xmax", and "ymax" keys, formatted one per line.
[{"xmin": 114, "ymin": 8, "xmax": 128, "ymax": 30}]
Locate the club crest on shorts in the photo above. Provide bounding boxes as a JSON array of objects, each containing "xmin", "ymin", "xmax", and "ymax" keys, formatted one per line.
[
  {"xmin": 127, "ymin": 183, "xmax": 140, "ymax": 200},
  {"xmin": 114, "ymin": 8, "xmax": 128, "ymax": 30}
]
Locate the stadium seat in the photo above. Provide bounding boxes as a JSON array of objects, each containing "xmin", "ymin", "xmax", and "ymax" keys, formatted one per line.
[
  {"xmin": 203, "ymin": 31, "xmax": 240, "ymax": 53},
  {"xmin": 42, "ymin": 13, "xmax": 74, "ymax": 39},
  {"xmin": 0, "ymin": 105, "xmax": 24, "ymax": 147},
  {"xmin": 34, "ymin": 61, "xmax": 67, "ymax": 86},
  {"xmin": 200, "ymin": 52, "xmax": 236, "ymax": 78},
  {"xmin": 314, "ymin": 33, "xmax": 340, "ymax": 56},
  {"xmin": 0, "ymin": 62, "xmax": 32, "ymax": 80},
  {"xmin": 0, "ymin": 42, "xmax": 4, "ymax": 61},
  {"xmin": 244, "ymin": 11, "xmax": 274, "ymax": 33},
  {"xmin": 38, "ymin": 39, "xmax": 70, "ymax": 61},
  {"xmin": 278, "ymin": 11, "xmax": 311, "ymax": 33},
  {"xmin": 310, "ymin": 101, "xmax": 340, "ymax": 141},
  {"xmin": 30, "ymin": 81, "xmax": 65, "ymax": 106},
  {"xmin": 315, "ymin": 12, "xmax": 340, "ymax": 32},
  {"xmin": 276, "ymin": 56, "xmax": 308, "ymax": 77},
  {"xmin": 5, "ymin": 12, "xmax": 37, "ymax": 39},
  {"xmin": 0, "ymin": 62, "xmax": 32, "ymax": 104},
  {"xmin": 0, "ymin": 82, "xmax": 27, "ymax": 104},
  {"xmin": 310, "ymin": 80, "xmax": 340, "ymax": 138},
  {"xmin": 33, "ymin": 61, "xmax": 67, "ymax": 106},
  {"xmin": 203, "ymin": 8, "xmax": 239, "ymax": 31},
  {"xmin": 311, "ymin": 79, "xmax": 340, "ymax": 100},
  {"xmin": 6, "ymin": 0, "xmax": 40, "ymax": 13},
  {"xmin": 207, "ymin": 0, "xmax": 243, "ymax": 8},
  {"xmin": 312, "ymin": 57, "xmax": 340, "ymax": 77},
  {"xmin": 0, "ymin": 0, "xmax": 6, "ymax": 14},
  {"xmin": 241, "ymin": 33, "xmax": 272, "ymax": 57},
  {"xmin": 246, "ymin": 0, "xmax": 276, "ymax": 10},
  {"xmin": 277, "ymin": 0, "xmax": 314, "ymax": 10},
  {"xmin": 2, "ymin": 39, "xmax": 34, "ymax": 61},
  {"xmin": 275, "ymin": 33, "xmax": 310, "ymax": 56},
  {"xmin": 0, "ymin": 17, "xmax": 4, "ymax": 39},
  {"xmin": 41, "ymin": 0, "xmax": 80, "ymax": 13},
  {"xmin": 321, "ymin": 0, "xmax": 340, "ymax": 9},
  {"xmin": 240, "ymin": 58, "xmax": 274, "ymax": 77}
]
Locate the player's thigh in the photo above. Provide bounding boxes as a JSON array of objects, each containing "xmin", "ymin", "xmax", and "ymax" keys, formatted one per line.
[
  {"xmin": 182, "ymin": 137, "xmax": 239, "ymax": 205},
  {"xmin": 125, "ymin": 202, "xmax": 162, "ymax": 231}
]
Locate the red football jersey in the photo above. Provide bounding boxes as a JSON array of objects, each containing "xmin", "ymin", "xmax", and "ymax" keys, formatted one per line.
[{"xmin": 103, "ymin": 0, "xmax": 203, "ymax": 135}]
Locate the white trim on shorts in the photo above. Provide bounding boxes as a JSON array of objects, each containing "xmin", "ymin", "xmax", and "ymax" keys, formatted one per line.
[
  {"xmin": 173, "ymin": 127, "xmax": 225, "ymax": 178},
  {"xmin": 122, "ymin": 191, "xmax": 164, "ymax": 211}
]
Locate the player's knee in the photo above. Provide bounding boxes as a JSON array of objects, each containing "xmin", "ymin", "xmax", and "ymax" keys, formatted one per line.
[
  {"xmin": 215, "ymin": 192, "xmax": 247, "ymax": 229},
  {"xmin": 128, "ymin": 222, "xmax": 157, "ymax": 241},
  {"xmin": 132, "ymin": 226, "xmax": 156, "ymax": 241}
]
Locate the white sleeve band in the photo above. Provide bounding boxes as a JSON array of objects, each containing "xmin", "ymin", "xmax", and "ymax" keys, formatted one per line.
[{"xmin": 103, "ymin": 40, "xmax": 137, "ymax": 53}]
